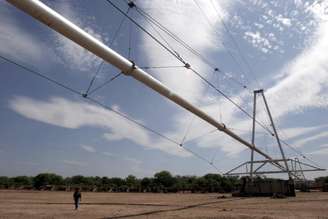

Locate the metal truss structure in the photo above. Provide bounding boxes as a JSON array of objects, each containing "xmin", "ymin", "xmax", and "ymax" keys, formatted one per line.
[
  {"xmin": 225, "ymin": 89, "xmax": 325, "ymax": 180},
  {"xmin": 224, "ymin": 158, "xmax": 325, "ymax": 180}
]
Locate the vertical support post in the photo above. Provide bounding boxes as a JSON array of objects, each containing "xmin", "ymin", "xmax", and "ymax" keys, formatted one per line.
[
  {"xmin": 261, "ymin": 91, "xmax": 292, "ymax": 179},
  {"xmin": 250, "ymin": 90, "xmax": 257, "ymax": 180},
  {"xmin": 296, "ymin": 158, "xmax": 305, "ymax": 180}
]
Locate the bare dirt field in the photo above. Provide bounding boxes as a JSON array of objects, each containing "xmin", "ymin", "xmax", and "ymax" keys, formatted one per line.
[{"xmin": 0, "ymin": 190, "xmax": 327, "ymax": 219}]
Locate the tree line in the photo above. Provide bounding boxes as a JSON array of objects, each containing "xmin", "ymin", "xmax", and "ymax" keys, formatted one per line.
[
  {"xmin": 1, "ymin": 171, "xmax": 327, "ymax": 193},
  {"xmin": 0, "ymin": 171, "xmax": 240, "ymax": 193}
]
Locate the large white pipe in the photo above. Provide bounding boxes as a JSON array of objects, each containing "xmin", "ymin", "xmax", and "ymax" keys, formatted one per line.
[{"xmin": 7, "ymin": 0, "xmax": 283, "ymax": 167}]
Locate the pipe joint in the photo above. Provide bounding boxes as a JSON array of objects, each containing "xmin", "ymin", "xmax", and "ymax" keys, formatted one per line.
[{"xmin": 123, "ymin": 60, "xmax": 137, "ymax": 75}]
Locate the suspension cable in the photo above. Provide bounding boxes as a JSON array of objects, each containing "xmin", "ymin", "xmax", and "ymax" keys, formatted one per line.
[
  {"xmin": 85, "ymin": 7, "xmax": 131, "ymax": 96},
  {"xmin": 208, "ymin": 0, "xmax": 261, "ymax": 88},
  {"xmin": 132, "ymin": 1, "xmax": 250, "ymax": 90},
  {"xmin": 105, "ymin": 0, "xmax": 277, "ymax": 138},
  {"xmin": 0, "ymin": 54, "xmax": 221, "ymax": 173}
]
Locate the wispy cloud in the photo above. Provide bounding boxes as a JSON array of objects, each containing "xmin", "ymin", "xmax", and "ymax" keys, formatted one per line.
[
  {"xmin": 9, "ymin": 96, "xmax": 190, "ymax": 157},
  {"xmin": 278, "ymin": 125, "xmax": 328, "ymax": 141},
  {"xmin": 139, "ymin": 0, "xmax": 232, "ymax": 103},
  {"xmin": 293, "ymin": 131, "xmax": 328, "ymax": 148},
  {"xmin": 0, "ymin": 2, "xmax": 52, "ymax": 65},
  {"xmin": 51, "ymin": 1, "xmax": 106, "ymax": 72},
  {"xmin": 265, "ymin": 21, "xmax": 328, "ymax": 118},
  {"xmin": 243, "ymin": 31, "xmax": 273, "ymax": 54},
  {"xmin": 4, "ymin": 0, "xmax": 328, "ymax": 166},
  {"xmin": 308, "ymin": 147, "xmax": 328, "ymax": 156},
  {"xmin": 81, "ymin": 145, "xmax": 96, "ymax": 153},
  {"xmin": 136, "ymin": 0, "xmax": 327, "ymax": 159},
  {"xmin": 238, "ymin": 1, "xmax": 319, "ymax": 54}
]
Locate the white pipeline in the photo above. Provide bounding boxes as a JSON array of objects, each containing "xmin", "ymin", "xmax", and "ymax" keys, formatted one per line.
[{"xmin": 7, "ymin": 0, "xmax": 286, "ymax": 170}]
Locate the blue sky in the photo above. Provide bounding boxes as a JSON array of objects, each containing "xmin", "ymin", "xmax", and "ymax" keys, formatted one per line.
[{"xmin": 0, "ymin": 0, "xmax": 327, "ymax": 179}]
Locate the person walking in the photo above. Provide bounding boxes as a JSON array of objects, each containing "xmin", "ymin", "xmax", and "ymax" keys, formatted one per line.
[{"xmin": 73, "ymin": 188, "xmax": 82, "ymax": 210}]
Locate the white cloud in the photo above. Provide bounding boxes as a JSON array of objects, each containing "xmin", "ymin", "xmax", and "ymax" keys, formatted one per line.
[
  {"xmin": 239, "ymin": 1, "xmax": 319, "ymax": 54},
  {"xmin": 103, "ymin": 132, "xmax": 124, "ymax": 141},
  {"xmin": 278, "ymin": 125, "xmax": 328, "ymax": 140},
  {"xmin": 276, "ymin": 15, "xmax": 292, "ymax": 27},
  {"xmin": 9, "ymin": 96, "xmax": 190, "ymax": 157},
  {"xmin": 293, "ymin": 131, "xmax": 328, "ymax": 148},
  {"xmin": 51, "ymin": 1, "xmax": 105, "ymax": 72},
  {"xmin": 0, "ymin": 19, "xmax": 42, "ymax": 63},
  {"xmin": 308, "ymin": 147, "xmax": 328, "ymax": 156},
  {"xmin": 265, "ymin": 21, "xmax": 328, "ymax": 118},
  {"xmin": 160, "ymin": 94, "xmax": 251, "ymax": 158},
  {"xmin": 135, "ymin": 0, "xmax": 325, "ymax": 159},
  {"xmin": 308, "ymin": 1, "xmax": 328, "ymax": 21},
  {"xmin": 4, "ymin": 0, "xmax": 328, "ymax": 165},
  {"xmin": 244, "ymin": 31, "xmax": 272, "ymax": 53},
  {"xmin": 80, "ymin": 145, "xmax": 96, "ymax": 153},
  {"xmin": 54, "ymin": 30, "xmax": 102, "ymax": 72},
  {"xmin": 140, "ymin": 0, "xmax": 232, "ymax": 103},
  {"xmin": 0, "ymin": 3, "xmax": 51, "ymax": 65},
  {"xmin": 136, "ymin": 7, "xmax": 328, "ymax": 158}
]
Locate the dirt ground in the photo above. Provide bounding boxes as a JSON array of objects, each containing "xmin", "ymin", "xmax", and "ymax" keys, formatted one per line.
[{"xmin": 0, "ymin": 190, "xmax": 327, "ymax": 219}]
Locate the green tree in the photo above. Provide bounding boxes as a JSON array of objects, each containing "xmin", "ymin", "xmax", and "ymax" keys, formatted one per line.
[
  {"xmin": 192, "ymin": 177, "xmax": 207, "ymax": 193},
  {"xmin": 203, "ymin": 174, "xmax": 221, "ymax": 192},
  {"xmin": 0, "ymin": 176, "xmax": 11, "ymax": 188},
  {"xmin": 154, "ymin": 171, "xmax": 176, "ymax": 192},
  {"xmin": 33, "ymin": 173, "xmax": 63, "ymax": 189},
  {"xmin": 12, "ymin": 176, "xmax": 33, "ymax": 187},
  {"xmin": 126, "ymin": 175, "xmax": 140, "ymax": 192},
  {"xmin": 140, "ymin": 177, "xmax": 152, "ymax": 192},
  {"xmin": 110, "ymin": 177, "xmax": 125, "ymax": 192},
  {"xmin": 154, "ymin": 171, "xmax": 174, "ymax": 187},
  {"xmin": 71, "ymin": 175, "xmax": 87, "ymax": 185}
]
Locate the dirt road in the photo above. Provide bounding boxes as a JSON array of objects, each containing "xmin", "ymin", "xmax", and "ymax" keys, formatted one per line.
[{"xmin": 0, "ymin": 190, "xmax": 327, "ymax": 218}]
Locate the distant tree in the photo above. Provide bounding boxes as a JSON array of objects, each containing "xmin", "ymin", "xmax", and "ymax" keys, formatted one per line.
[
  {"xmin": 71, "ymin": 175, "xmax": 87, "ymax": 185},
  {"xmin": 110, "ymin": 177, "xmax": 125, "ymax": 192},
  {"xmin": 203, "ymin": 174, "xmax": 221, "ymax": 192},
  {"xmin": 0, "ymin": 171, "xmax": 242, "ymax": 193},
  {"xmin": 125, "ymin": 175, "xmax": 140, "ymax": 192},
  {"xmin": 94, "ymin": 176, "xmax": 102, "ymax": 187},
  {"xmin": 84, "ymin": 176, "xmax": 96, "ymax": 186},
  {"xmin": 315, "ymin": 176, "xmax": 328, "ymax": 184},
  {"xmin": 0, "ymin": 176, "xmax": 11, "ymax": 188},
  {"xmin": 225, "ymin": 176, "xmax": 239, "ymax": 192},
  {"xmin": 12, "ymin": 176, "xmax": 33, "ymax": 187},
  {"xmin": 64, "ymin": 177, "xmax": 72, "ymax": 185},
  {"xmin": 154, "ymin": 171, "xmax": 176, "ymax": 191},
  {"xmin": 175, "ymin": 175, "xmax": 196, "ymax": 192},
  {"xmin": 33, "ymin": 173, "xmax": 63, "ymax": 189},
  {"xmin": 192, "ymin": 177, "xmax": 207, "ymax": 193},
  {"xmin": 140, "ymin": 177, "xmax": 152, "ymax": 192}
]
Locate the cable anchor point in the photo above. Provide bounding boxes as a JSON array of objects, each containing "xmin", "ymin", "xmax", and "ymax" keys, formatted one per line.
[
  {"xmin": 184, "ymin": 63, "xmax": 191, "ymax": 69},
  {"xmin": 127, "ymin": 1, "xmax": 136, "ymax": 8}
]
